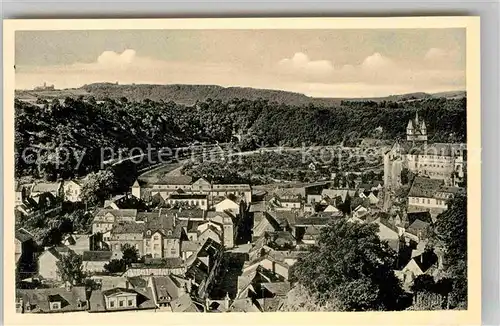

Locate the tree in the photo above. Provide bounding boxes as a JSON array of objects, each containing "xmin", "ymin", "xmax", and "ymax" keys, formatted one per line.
[
  {"xmin": 103, "ymin": 259, "xmax": 127, "ymax": 274},
  {"xmin": 280, "ymin": 284, "xmax": 344, "ymax": 312},
  {"xmin": 56, "ymin": 251, "xmax": 86, "ymax": 286},
  {"xmin": 81, "ymin": 169, "xmax": 117, "ymax": 205},
  {"xmin": 291, "ymin": 219, "xmax": 408, "ymax": 311},
  {"xmin": 121, "ymin": 243, "xmax": 139, "ymax": 267},
  {"xmin": 434, "ymin": 194, "xmax": 467, "ymax": 308}
]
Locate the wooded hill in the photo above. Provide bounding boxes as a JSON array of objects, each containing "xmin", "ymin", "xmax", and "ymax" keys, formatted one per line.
[{"xmin": 16, "ymin": 83, "xmax": 466, "ymax": 106}]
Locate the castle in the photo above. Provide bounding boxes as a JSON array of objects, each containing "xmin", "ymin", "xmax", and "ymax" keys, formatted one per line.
[
  {"xmin": 384, "ymin": 112, "xmax": 466, "ymax": 189},
  {"xmin": 406, "ymin": 112, "xmax": 427, "ymax": 144}
]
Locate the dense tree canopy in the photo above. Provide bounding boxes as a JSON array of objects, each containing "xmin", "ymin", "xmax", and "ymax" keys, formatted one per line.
[
  {"xmin": 15, "ymin": 96, "xmax": 466, "ymax": 180},
  {"xmin": 291, "ymin": 219, "xmax": 409, "ymax": 311},
  {"xmin": 434, "ymin": 194, "xmax": 467, "ymax": 308},
  {"xmin": 56, "ymin": 251, "xmax": 86, "ymax": 286}
]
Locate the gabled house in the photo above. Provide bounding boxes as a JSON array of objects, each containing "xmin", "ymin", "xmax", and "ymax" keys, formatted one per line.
[
  {"xmin": 148, "ymin": 275, "xmax": 192, "ymax": 309},
  {"xmin": 405, "ymin": 219, "xmax": 432, "ymax": 244},
  {"xmin": 63, "ymin": 180, "xmax": 83, "ymax": 202},
  {"xmin": 92, "ymin": 209, "xmax": 138, "ymax": 234},
  {"xmin": 30, "ymin": 182, "xmax": 64, "ymax": 199},
  {"xmin": 399, "ymin": 250, "xmax": 438, "ymax": 285},
  {"xmin": 38, "ymin": 246, "xmax": 73, "ymax": 281},
  {"xmin": 16, "ymin": 286, "xmax": 88, "ymax": 313},
  {"xmin": 89, "ymin": 286, "xmax": 156, "ymax": 312},
  {"xmin": 213, "ymin": 197, "xmax": 241, "ymax": 216}
]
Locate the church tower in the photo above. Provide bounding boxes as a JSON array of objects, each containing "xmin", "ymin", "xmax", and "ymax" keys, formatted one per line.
[{"xmin": 406, "ymin": 112, "xmax": 427, "ymax": 144}]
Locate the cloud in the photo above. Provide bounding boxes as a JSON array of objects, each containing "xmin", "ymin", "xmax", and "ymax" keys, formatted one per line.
[
  {"xmin": 278, "ymin": 52, "xmax": 334, "ymax": 75},
  {"xmin": 97, "ymin": 49, "xmax": 137, "ymax": 67},
  {"xmin": 361, "ymin": 52, "xmax": 394, "ymax": 70},
  {"xmin": 16, "ymin": 48, "xmax": 465, "ymax": 98}
]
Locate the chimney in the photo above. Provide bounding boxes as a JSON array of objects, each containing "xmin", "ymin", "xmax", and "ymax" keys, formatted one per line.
[
  {"xmin": 205, "ymin": 298, "xmax": 210, "ymax": 310},
  {"xmin": 125, "ymin": 280, "xmax": 129, "ymax": 289}
]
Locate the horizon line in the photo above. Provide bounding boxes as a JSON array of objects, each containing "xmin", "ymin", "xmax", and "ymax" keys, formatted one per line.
[{"xmin": 14, "ymin": 82, "xmax": 467, "ymax": 100}]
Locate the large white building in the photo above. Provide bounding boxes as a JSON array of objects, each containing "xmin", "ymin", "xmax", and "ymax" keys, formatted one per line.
[{"xmin": 384, "ymin": 112, "xmax": 466, "ymax": 189}]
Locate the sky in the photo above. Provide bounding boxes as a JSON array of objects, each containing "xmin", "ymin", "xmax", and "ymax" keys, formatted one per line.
[{"xmin": 15, "ymin": 29, "xmax": 466, "ymax": 98}]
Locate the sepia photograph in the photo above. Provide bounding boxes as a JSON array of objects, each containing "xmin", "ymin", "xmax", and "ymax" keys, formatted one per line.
[{"xmin": 3, "ymin": 17, "xmax": 481, "ymax": 325}]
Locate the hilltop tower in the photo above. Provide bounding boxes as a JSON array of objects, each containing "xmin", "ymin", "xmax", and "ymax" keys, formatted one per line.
[{"xmin": 406, "ymin": 111, "xmax": 427, "ymax": 144}]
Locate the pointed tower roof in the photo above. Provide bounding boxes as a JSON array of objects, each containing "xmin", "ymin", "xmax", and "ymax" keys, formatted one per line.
[
  {"xmin": 407, "ymin": 119, "xmax": 414, "ymax": 129},
  {"xmin": 421, "ymin": 120, "xmax": 426, "ymax": 129}
]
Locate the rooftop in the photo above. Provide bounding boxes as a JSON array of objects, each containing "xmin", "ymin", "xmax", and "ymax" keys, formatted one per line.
[
  {"xmin": 408, "ymin": 176, "xmax": 444, "ymax": 198},
  {"xmin": 82, "ymin": 251, "xmax": 113, "ymax": 262}
]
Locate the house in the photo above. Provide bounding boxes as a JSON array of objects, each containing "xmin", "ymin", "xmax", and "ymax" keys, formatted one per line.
[
  {"xmin": 148, "ymin": 275, "xmax": 193, "ymax": 309},
  {"xmin": 63, "ymin": 180, "xmax": 83, "ymax": 202},
  {"xmin": 407, "ymin": 176, "xmax": 453, "ymax": 219},
  {"xmin": 306, "ymin": 194, "xmax": 322, "ymax": 205},
  {"xmin": 181, "ymin": 241, "xmax": 200, "ymax": 261},
  {"xmin": 15, "ymin": 182, "xmax": 28, "ymax": 206},
  {"xmin": 252, "ymin": 212, "xmax": 282, "ymax": 240},
  {"xmin": 323, "ymin": 204, "xmax": 339, "ymax": 213},
  {"xmin": 352, "ymin": 205, "xmax": 369, "ymax": 219},
  {"xmin": 206, "ymin": 211, "xmax": 237, "ymax": 249},
  {"xmin": 399, "ymin": 250, "xmax": 438, "ymax": 285},
  {"xmin": 16, "ymin": 192, "xmax": 62, "ymax": 220},
  {"xmin": 303, "ymin": 203, "xmax": 314, "ymax": 213},
  {"xmin": 236, "ymin": 264, "xmax": 277, "ymax": 299},
  {"xmin": 228, "ymin": 297, "xmax": 263, "ymax": 312},
  {"xmin": 213, "ymin": 197, "xmax": 241, "ymax": 216},
  {"xmin": 15, "ymin": 228, "xmax": 36, "ymax": 265},
  {"xmin": 30, "ymin": 181, "xmax": 63, "ymax": 199},
  {"xmin": 16, "ymin": 285, "xmax": 88, "ymax": 313},
  {"xmin": 373, "ymin": 218, "xmax": 401, "ymax": 252},
  {"xmin": 243, "ymin": 255, "xmax": 291, "ymax": 281},
  {"xmin": 108, "ymin": 222, "xmax": 144, "ymax": 255},
  {"xmin": 89, "ymin": 287, "xmax": 156, "ymax": 312},
  {"xmin": 38, "ymin": 246, "xmax": 73, "ymax": 281},
  {"xmin": 166, "ymin": 193, "xmax": 209, "ymax": 210},
  {"xmin": 185, "ymin": 238, "xmax": 224, "ymax": 298},
  {"xmin": 405, "ymin": 219, "xmax": 432, "ymax": 244},
  {"xmin": 264, "ymin": 231, "xmax": 297, "ymax": 249},
  {"xmin": 92, "ymin": 209, "xmax": 138, "ymax": 234},
  {"xmin": 170, "ymin": 293, "xmax": 205, "ymax": 312},
  {"xmin": 82, "ymin": 251, "xmax": 113, "ymax": 273},
  {"xmin": 197, "ymin": 226, "xmax": 223, "ymax": 246},
  {"xmin": 63, "ymin": 234, "xmax": 91, "ymax": 255}
]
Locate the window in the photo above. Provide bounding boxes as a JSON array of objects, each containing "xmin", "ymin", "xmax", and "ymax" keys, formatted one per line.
[
  {"xmin": 427, "ymin": 199, "xmax": 430, "ymax": 204},
  {"xmin": 171, "ymin": 248, "xmax": 176, "ymax": 254},
  {"xmin": 128, "ymin": 300, "xmax": 133, "ymax": 307},
  {"xmin": 147, "ymin": 230, "xmax": 151, "ymax": 236},
  {"xmin": 110, "ymin": 301, "xmax": 115, "ymax": 308},
  {"xmin": 119, "ymin": 300, "xmax": 124, "ymax": 307},
  {"xmin": 50, "ymin": 302, "xmax": 61, "ymax": 310},
  {"xmin": 154, "ymin": 236, "xmax": 159, "ymax": 241},
  {"xmin": 114, "ymin": 244, "xmax": 119, "ymax": 250}
]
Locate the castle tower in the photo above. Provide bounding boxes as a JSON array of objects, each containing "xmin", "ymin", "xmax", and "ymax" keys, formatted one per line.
[{"xmin": 406, "ymin": 111, "xmax": 427, "ymax": 144}]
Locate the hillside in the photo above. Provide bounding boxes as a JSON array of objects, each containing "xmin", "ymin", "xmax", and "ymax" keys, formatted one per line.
[{"xmin": 15, "ymin": 83, "xmax": 466, "ymax": 106}]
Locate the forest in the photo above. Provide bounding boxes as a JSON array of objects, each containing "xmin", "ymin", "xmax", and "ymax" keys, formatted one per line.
[{"xmin": 15, "ymin": 95, "xmax": 466, "ymax": 181}]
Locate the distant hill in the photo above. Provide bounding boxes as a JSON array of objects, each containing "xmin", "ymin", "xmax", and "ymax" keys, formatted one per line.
[{"xmin": 15, "ymin": 83, "xmax": 466, "ymax": 106}]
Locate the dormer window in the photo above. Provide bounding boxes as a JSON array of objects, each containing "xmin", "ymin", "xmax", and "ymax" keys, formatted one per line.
[
  {"xmin": 147, "ymin": 230, "xmax": 151, "ymax": 236},
  {"xmin": 167, "ymin": 230, "xmax": 172, "ymax": 236},
  {"xmin": 50, "ymin": 302, "xmax": 61, "ymax": 310}
]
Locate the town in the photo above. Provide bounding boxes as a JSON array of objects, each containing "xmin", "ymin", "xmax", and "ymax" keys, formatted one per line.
[{"xmin": 14, "ymin": 106, "xmax": 467, "ymax": 313}]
